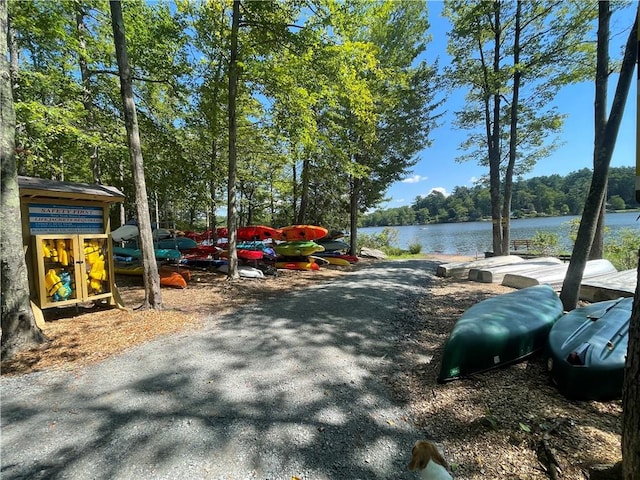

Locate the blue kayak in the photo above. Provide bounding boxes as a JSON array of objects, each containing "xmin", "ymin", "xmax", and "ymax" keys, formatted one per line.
[{"xmin": 112, "ymin": 246, "xmax": 182, "ymax": 261}]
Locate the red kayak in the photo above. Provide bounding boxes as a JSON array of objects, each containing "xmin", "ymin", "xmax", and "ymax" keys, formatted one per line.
[
  {"xmin": 219, "ymin": 249, "xmax": 263, "ymax": 260},
  {"xmin": 237, "ymin": 225, "xmax": 282, "ymax": 241},
  {"xmin": 183, "ymin": 245, "xmax": 222, "ymax": 257}
]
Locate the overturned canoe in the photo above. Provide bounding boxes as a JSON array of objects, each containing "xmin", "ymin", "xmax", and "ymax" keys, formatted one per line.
[
  {"xmin": 501, "ymin": 259, "xmax": 617, "ymax": 289},
  {"xmin": 468, "ymin": 257, "xmax": 563, "ymax": 283},
  {"xmin": 436, "ymin": 255, "xmax": 524, "ymax": 279},
  {"xmin": 438, "ymin": 284, "xmax": 564, "ymax": 383},
  {"xmin": 546, "ymin": 297, "xmax": 632, "ymax": 400}
]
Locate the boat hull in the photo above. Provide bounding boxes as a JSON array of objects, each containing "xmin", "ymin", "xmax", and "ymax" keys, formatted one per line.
[
  {"xmin": 546, "ymin": 297, "xmax": 632, "ymax": 400},
  {"xmin": 438, "ymin": 284, "xmax": 563, "ymax": 382}
]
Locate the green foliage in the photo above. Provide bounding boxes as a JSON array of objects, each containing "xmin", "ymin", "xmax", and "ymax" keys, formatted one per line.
[
  {"xmin": 519, "ymin": 422, "xmax": 531, "ymax": 433},
  {"xmin": 556, "ymin": 218, "xmax": 637, "ymax": 269},
  {"xmin": 356, "ymin": 227, "xmax": 399, "ymax": 253},
  {"xmin": 530, "ymin": 231, "xmax": 560, "ymax": 256},
  {"xmin": 604, "ymin": 228, "xmax": 640, "ymax": 270},
  {"xmin": 564, "ymin": 218, "xmax": 581, "ymax": 243},
  {"xmin": 609, "ymin": 195, "xmax": 626, "ymax": 210},
  {"xmin": 361, "ymin": 166, "xmax": 637, "ymax": 226},
  {"xmin": 408, "ymin": 242, "xmax": 422, "ymax": 255}
]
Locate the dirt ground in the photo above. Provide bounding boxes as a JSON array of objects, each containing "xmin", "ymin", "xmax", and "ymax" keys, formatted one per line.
[{"xmin": 1, "ymin": 255, "xmax": 622, "ymax": 479}]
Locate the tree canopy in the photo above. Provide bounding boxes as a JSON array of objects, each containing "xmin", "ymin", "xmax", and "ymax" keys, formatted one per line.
[
  {"xmin": 361, "ymin": 166, "xmax": 639, "ymax": 227},
  {"xmin": 8, "ymin": 0, "xmax": 440, "ymax": 233}
]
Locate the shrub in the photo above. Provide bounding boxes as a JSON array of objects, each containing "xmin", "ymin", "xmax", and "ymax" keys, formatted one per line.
[
  {"xmin": 357, "ymin": 227, "xmax": 399, "ymax": 251},
  {"xmin": 408, "ymin": 242, "xmax": 422, "ymax": 254},
  {"xmin": 530, "ymin": 231, "xmax": 560, "ymax": 256},
  {"xmin": 385, "ymin": 246, "xmax": 404, "ymax": 256},
  {"xmin": 604, "ymin": 228, "xmax": 640, "ymax": 270}
]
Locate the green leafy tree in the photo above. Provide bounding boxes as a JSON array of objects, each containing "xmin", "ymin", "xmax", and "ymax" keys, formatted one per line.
[
  {"xmin": 444, "ymin": 0, "xmax": 596, "ymax": 255},
  {"xmin": 320, "ymin": 0, "xmax": 439, "ymax": 253}
]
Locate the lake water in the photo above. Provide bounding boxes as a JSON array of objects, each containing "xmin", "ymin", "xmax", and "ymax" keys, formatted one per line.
[{"xmin": 358, "ymin": 211, "xmax": 639, "ymax": 257}]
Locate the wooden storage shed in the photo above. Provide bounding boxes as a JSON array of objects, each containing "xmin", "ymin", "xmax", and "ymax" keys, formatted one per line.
[{"xmin": 18, "ymin": 176, "xmax": 125, "ymax": 326}]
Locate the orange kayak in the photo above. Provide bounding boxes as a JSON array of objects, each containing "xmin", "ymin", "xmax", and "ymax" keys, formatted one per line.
[
  {"xmin": 159, "ymin": 270, "xmax": 187, "ymax": 288},
  {"xmin": 275, "ymin": 261, "xmax": 320, "ymax": 271},
  {"xmin": 277, "ymin": 225, "xmax": 328, "ymax": 241}
]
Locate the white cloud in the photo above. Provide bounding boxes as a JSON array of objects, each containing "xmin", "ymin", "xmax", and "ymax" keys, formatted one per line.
[
  {"xmin": 429, "ymin": 187, "xmax": 449, "ymax": 197},
  {"xmin": 469, "ymin": 176, "xmax": 480, "ymax": 185},
  {"xmin": 401, "ymin": 174, "xmax": 427, "ymax": 184}
]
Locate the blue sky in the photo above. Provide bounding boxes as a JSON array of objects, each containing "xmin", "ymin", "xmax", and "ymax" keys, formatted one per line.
[{"xmin": 380, "ymin": 1, "xmax": 637, "ymax": 210}]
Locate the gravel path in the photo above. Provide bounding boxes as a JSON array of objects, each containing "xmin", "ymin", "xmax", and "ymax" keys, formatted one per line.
[{"xmin": 1, "ymin": 260, "xmax": 437, "ymax": 480}]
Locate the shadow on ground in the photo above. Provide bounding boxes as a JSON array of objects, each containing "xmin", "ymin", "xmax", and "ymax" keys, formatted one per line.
[{"xmin": 1, "ymin": 260, "xmax": 438, "ymax": 480}]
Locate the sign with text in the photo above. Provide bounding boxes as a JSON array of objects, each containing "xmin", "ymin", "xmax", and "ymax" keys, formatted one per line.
[{"xmin": 29, "ymin": 204, "xmax": 104, "ymax": 234}]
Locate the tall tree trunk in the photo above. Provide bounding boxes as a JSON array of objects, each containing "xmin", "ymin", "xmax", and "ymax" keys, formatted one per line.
[
  {"xmin": 7, "ymin": 11, "xmax": 17, "ymax": 83},
  {"xmin": 501, "ymin": 0, "xmax": 521, "ymax": 256},
  {"xmin": 109, "ymin": 0, "xmax": 162, "ymax": 309},
  {"xmin": 210, "ymin": 138, "xmax": 217, "ymax": 237},
  {"xmin": 208, "ymin": 60, "xmax": 223, "ymax": 239},
  {"xmin": 118, "ymin": 158, "xmax": 126, "ymax": 226},
  {"xmin": 292, "ymin": 162, "xmax": 298, "ymax": 223},
  {"xmin": 622, "ymin": 251, "xmax": 640, "ymax": 478},
  {"xmin": 559, "ymin": 3, "xmax": 637, "ymax": 310},
  {"xmin": 297, "ymin": 157, "xmax": 310, "ymax": 224},
  {"xmin": 74, "ymin": 2, "xmax": 100, "ymax": 184},
  {"xmin": 226, "ymin": 0, "xmax": 240, "ymax": 279},
  {"xmin": 489, "ymin": 2, "xmax": 503, "ymax": 255},
  {"xmin": 1, "ymin": 0, "xmax": 46, "ymax": 360},
  {"xmin": 589, "ymin": 194, "xmax": 606, "ymax": 259},
  {"xmin": 348, "ymin": 175, "xmax": 360, "ymax": 255}
]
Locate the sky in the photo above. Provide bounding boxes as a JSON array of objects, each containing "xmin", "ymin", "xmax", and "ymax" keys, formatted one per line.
[{"xmin": 379, "ymin": 1, "xmax": 637, "ymax": 210}]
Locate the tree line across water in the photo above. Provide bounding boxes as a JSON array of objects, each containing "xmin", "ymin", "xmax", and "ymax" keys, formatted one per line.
[{"xmin": 361, "ymin": 166, "xmax": 638, "ymax": 227}]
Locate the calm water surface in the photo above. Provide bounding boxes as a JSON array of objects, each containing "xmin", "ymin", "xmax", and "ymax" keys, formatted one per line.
[{"xmin": 358, "ymin": 211, "xmax": 639, "ymax": 256}]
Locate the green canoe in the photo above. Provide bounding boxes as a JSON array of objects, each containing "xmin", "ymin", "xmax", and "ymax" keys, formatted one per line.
[
  {"xmin": 438, "ymin": 284, "xmax": 564, "ymax": 382},
  {"xmin": 546, "ymin": 297, "xmax": 632, "ymax": 400}
]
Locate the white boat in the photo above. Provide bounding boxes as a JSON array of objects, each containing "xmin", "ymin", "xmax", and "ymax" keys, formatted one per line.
[
  {"xmin": 217, "ymin": 264, "xmax": 264, "ymax": 278},
  {"xmin": 468, "ymin": 257, "xmax": 563, "ymax": 283},
  {"xmin": 501, "ymin": 259, "xmax": 617, "ymax": 289}
]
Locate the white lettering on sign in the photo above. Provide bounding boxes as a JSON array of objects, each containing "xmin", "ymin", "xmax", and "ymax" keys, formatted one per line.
[{"xmin": 29, "ymin": 203, "xmax": 104, "ymax": 234}]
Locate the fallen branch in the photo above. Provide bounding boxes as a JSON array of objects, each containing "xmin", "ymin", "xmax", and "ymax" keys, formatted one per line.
[{"xmin": 536, "ymin": 439, "xmax": 562, "ymax": 480}]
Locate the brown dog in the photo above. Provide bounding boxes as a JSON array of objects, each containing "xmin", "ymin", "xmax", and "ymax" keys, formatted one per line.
[{"xmin": 408, "ymin": 440, "xmax": 453, "ymax": 479}]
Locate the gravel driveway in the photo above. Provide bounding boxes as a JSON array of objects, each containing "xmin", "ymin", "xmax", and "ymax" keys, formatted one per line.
[{"xmin": 1, "ymin": 260, "xmax": 437, "ymax": 480}]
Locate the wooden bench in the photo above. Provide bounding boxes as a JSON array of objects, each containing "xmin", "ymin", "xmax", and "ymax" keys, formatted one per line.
[{"xmin": 510, "ymin": 239, "xmax": 533, "ymax": 251}]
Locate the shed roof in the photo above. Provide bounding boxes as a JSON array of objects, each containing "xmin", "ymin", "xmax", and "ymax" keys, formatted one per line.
[{"xmin": 18, "ymin": 176, "xmax": 125, "ymax": 203}]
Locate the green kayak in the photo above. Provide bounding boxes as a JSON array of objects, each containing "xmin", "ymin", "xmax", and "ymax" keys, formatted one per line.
[
  {"xmin": 546, "ymin": 297, "xmax": 632, "ymax": 400},
  {"xmin": 438, "ymin": 284, "xmax": 564, "ymax": 382},
  {"xmin": 274, "ymin": 241, "xmax": 324, "ymax": 257}
]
